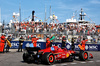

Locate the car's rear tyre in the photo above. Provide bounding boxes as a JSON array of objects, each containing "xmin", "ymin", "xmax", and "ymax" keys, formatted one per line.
[
  {"xmin": 79, "ymin": 51, "xmax": 88, "ymax": 61},
  {"xmin": 23, "ymin": 53, "xmax": 29, "ymax": 62},
  {"xmin": 42, "ymin": 52, "xmax": 55, "ymax": 65}
]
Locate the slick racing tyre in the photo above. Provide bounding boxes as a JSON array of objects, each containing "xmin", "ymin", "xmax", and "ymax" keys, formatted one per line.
[
  {"xmin": 42, "ymin": 52, "xmax": 55, "ymax": 65},
  {"xmin": 79, "ymin": 51, "xmax": 88, "ymax": 61},
  {"xmin": 23, "ymin": 53, "xmax": 29, "ymax": 62}
]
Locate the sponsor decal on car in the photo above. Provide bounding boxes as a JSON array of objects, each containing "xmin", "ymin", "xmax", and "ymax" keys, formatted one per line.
[
  {"xmin": 66, "ymin": 53, "xmax": 69, "ymax": 58},
  {"xmin": 62, "ymin": 53, "xmax": 66, "ymax": 55}
]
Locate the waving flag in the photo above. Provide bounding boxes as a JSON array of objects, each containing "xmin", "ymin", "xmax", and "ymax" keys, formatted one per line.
[{"xmin": 6, "ymin": 40, "xmax": 11, "ymax": 47}]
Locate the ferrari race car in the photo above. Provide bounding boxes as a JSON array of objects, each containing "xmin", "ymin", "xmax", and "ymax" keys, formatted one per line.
[{"xmin": 23, "ymin": 46, "xmax": 93, "ymax": 65}]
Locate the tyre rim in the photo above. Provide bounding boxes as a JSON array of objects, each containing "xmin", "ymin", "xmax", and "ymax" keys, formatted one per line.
[
  {"xmin": 84, "ymin": 53, "xmax": 88, "ymax": 59},
  {"xmin": 49, "ymin": 55, "xmax": 54, "ymax": 63}
]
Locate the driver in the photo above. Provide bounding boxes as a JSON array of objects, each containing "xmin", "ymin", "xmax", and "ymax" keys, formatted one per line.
[{"xmin": 62, "ymin": 36, "xmax": 66, "ymax": 49}]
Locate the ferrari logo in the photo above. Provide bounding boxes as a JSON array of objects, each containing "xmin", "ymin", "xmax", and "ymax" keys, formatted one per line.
[{"xmin": 66, "ymin": 53, "xmax": 69, "ymax": 57}]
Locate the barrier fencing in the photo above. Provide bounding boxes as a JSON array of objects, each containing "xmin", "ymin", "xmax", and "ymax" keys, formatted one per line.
[{"xmin": 9, "ymin": 41, "xmax": 100, "ymax": 51}]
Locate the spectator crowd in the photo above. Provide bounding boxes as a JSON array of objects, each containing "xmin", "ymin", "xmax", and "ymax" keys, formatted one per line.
[{"xmin": 1, "ymin": 21, "xmax": 100, "ymax": 44}]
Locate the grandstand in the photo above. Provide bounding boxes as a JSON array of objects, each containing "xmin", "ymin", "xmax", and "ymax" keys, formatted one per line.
[{"xmin": 0, "ymin": 8, "xmax": 100, "ymax": 44}]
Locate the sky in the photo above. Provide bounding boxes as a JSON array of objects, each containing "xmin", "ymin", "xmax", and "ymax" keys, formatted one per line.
[{"xmin": 0, "ymin": 0, "xmax": 100, "ymax": 25}]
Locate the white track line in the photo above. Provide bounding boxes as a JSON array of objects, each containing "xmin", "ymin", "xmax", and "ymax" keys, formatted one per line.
[
  {"xmin": 96, "ymin": 60, "xmax": 100, "ymax": 62},
  {"xmin": 51, "ymin": 65, "xmax": 56, "ymax": 66},
  {"xmin": 70, "ymin": 63, "xmax": 77, "ymax": 64},
  {"xmin": 80, "ymin": 62, "xmax": 87, "ymax": 63},
  {"xmin": 89, "ymin": 61, "xmax": 94, "ymax": 63},
  {"xmin": 61, "ymin": 63, "xmax": 67, "ymax": 66},
  {"xmin": 51, "ymin": 60, "xmax": 97, "ymax": 66}
]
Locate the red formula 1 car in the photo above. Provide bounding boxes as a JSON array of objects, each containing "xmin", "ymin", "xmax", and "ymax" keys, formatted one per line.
[{"xmin": 23, "ymin": 46, "xmax": 93, "ymax": 65}]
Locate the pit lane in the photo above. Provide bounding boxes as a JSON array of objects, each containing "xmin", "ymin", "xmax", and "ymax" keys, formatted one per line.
[{"xmin": 0, "ymin": 51, "xmax": 100, "ymax": 66}]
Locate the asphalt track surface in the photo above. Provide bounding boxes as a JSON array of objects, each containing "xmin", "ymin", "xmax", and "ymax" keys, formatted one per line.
[{"xmin": 0, "ymin": 51, "xmax": 100, "ymax": 66}]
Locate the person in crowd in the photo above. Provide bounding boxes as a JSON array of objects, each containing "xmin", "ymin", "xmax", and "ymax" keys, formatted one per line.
[
  {"xmin": 78, "ymin": 38, "xmax": 88, "ymax": 51},
  {"xmin": 46, "ymin": 35, "xmax": 51, "ymax": 48},
  {"xmin": 93, "ymin": 37, "xmax": 96, "ymax": 43},
  {"xmin": 18, "ymin": 36, "xmax": 24, "ymax": 52},
  {"xmin": 0, "ymin": 34, "xmax": 6, "ymax": 53},
  {"xmin": 98, "ymin": 37, "xmax": 100, "ymax": 44},
  {"xmin": 31, "ymin": 35, "xmax": 39, "ymax": 47},
  {"xmin": 61, "ymin": 35, "xmax": 66, "ymax": 49},
  {"xmin": 6, "ymin": 35, "xmax": 12, "ymax": 52},
  {"xmin": 77, "ymin": 36, "xmax": 81, "ymax": 44},
  {"xmin": 71, "ymin": 37, "xmax": 75, "ymax": 50}
]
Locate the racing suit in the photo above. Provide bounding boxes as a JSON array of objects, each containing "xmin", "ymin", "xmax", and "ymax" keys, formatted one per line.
[
  {"xmin": 46, "ymin": 37, "xmax": 50, "ymax": 48},
  {"xmin": 78, "ymin": 39, "xmax": 88, "ymax": 51},
  {"xmin": 62, "ymin": 37, "xmax": 66, "ymax": 49},
  {"xmin": 0, "ymin": 35, "xmax": 5, "ymax": 52},
  {"xmin": 32, "ymin": 37, "xmax": 39, "ymax": 47}
]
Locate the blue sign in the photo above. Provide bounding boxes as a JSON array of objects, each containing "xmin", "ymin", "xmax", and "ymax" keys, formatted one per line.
[
  {"xmin": 10, "ymin": 41, "xmax": 19, "ymax": 49},
  {"xmin": 10, "ymin": 41, "xmax": 100, "ymax": 51},
  {"xmin": 74, "ymin": 44, "xmax": 98, "ymax": 51}
]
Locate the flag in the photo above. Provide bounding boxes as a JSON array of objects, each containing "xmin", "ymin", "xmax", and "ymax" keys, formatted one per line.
[
  {"xmin": 78, "ymin": 44, "xmax": 85, "ymax": 50},
  {"xmin": 6, "ymin": 40, "xmax": 11, "ymax": 47},
  {"xmin": 50, "ymin": 36, "xmax": 55, "ymax": 41}
]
